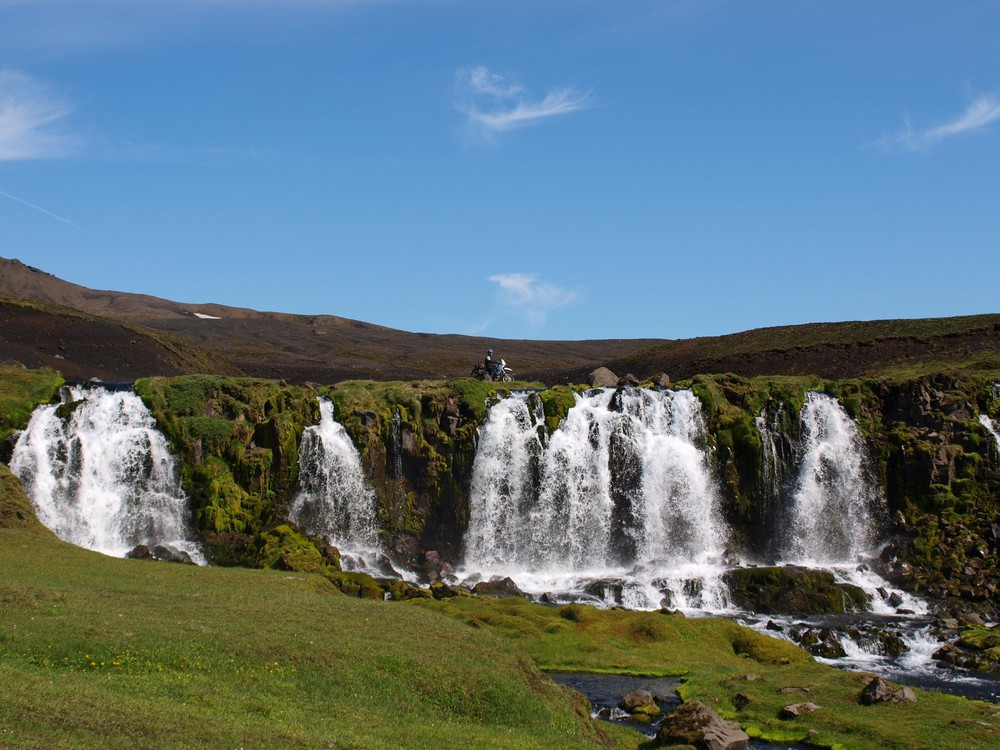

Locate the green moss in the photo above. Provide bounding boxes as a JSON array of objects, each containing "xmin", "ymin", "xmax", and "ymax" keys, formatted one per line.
[
  {"xmin": 539, "ymin": 386, "xmax": 578, "ymax": 432},
  {"xmin": 257, "ymin": 523, "xmax": 325, "ymax": 572},
  {"xmin": 0, "ymin": 366, "xmax": 63, "ymax": 446},
  {"xmin": 134, "ymin": 376, "xmax": 320, "ymax": 566}
]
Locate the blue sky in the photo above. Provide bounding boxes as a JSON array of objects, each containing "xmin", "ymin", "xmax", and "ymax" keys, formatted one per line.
[{"xmin": 2, "ymin": 1, "xmax": 998, "ymax": 341}]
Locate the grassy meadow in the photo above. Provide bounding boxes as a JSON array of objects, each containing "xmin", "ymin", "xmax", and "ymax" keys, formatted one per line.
[
  {"xmin": 0, "ymin": 519, "xmax": 627, "ymax": 750},
  {"xmin": 4, "ymin": 508, "xmax": 1000, "ymax": 749}
]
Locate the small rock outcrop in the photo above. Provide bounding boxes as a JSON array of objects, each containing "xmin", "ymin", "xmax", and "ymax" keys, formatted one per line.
[
  {"xmin": 620, "ymin": 689, "xmax": 661, "ymax": 718},
  {"xmin": 860, "ymin": 676, "xmax": 917, "ymax": 705},
  {"xmin": 472, "ymin": 576, "xmax": 527, "ymax": 598},
  {"xmin": 656, "ymin": 700, "xmax": 749, "ymax": 750},
  {"xmin": 780, "ymin": 702, "xmax": 821, "ymax": 719}
]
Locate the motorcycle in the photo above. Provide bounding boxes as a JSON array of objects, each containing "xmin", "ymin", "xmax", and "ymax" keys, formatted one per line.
[{"xmin": 471, "ymin": 359, "xmax": 514, "ymax": 382}]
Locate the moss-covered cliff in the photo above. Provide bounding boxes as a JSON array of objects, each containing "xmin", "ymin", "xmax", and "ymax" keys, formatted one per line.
[
  {"xmin": 684, "ymin": 369, "xmax": 1000, "ymax": 618},
  {"xmin": 3, "ymin": 366, "xmax": 998, "ymax": 617},
  {"xmin": 134, "ymin": 376, "xmax": 321, "ymax": 566}
]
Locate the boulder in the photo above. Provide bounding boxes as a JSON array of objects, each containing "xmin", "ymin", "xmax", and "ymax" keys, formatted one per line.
[
  {"xmin": 430, "ymin": 581, "xmax": 460, "ymax": 600},
  {"xmin": 723, "ymin": 566, "xmax": 870, "ymax": 616},
  {"xmin": 473, "ymin": 576, "xmax": 527, "ymax": 599},
  {"xmin": 620, "ymin": 690, "xmax": 661, "ymax": 717},
  {"xmin": 152, "ymin": 544, "xmax": 193, "ymax": 564},
  {"xmin": 589, "ymin": 367, "xmax": 619, "ymax": 388},
  {"xmin": 860, "ymin": 676, "xmax": 917, "ymax": 705},
  {"xmin": 655, "ymin": 700, "xmax": 749, "ymax": 750},
  {"xmin": 617, "ymin": 373, "xmax": 641, "ymax": 388},
  {"xmin": 126, "ymin": 544, "xmax": 152, "ymax": 560},
  {"xmin": 652, "ymin": 372, "xmax": 671, "ymax": 388}
]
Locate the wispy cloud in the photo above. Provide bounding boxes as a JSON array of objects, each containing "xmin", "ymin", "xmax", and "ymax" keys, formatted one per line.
[
  {"xmin": 873, "ymin": 93, "xmax": 1000, "ymax": 152},
  {"xmin": 454, "ymin": 66, "xmax": 591, "ymax": 143},
  {"xmin": 0, "ymin": 189, "xmax": 83, "ymax": 229},
  {"xmin": 0, "ymin": 70, "xmax": 77, "ymax": 160},
  {"xmin": 488, "ymin": 272, "xmax": 579, "ymax": 328}
]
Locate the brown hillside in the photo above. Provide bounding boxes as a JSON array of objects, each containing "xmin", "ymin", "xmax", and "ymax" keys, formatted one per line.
[
  {"xmin": 0, "ymin": 258, "xmax": 660, "ymax": 382},
  {"xmin": 3, "ymin": 257, "xmax": 998, "ymax": 383},
  {"xmin": 580, "ymin": 315, "xmax": 1000, "ymax": 382}
]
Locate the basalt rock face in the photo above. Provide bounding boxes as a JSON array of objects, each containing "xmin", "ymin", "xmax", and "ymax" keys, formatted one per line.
[
  {"xmin": 692, "ymin": 371, "xmax": 1000, "ymax": 618},
  {"xmin": 868, "ymin": 375, "xmax": 1000, "ymax": 619},
  {"xmin": 134, "ymin": 375, "xmax": 322, "ymax": 567},
  {"xmin": 8, "ymin": 366, "xmax": 996, "ymax": 613}
]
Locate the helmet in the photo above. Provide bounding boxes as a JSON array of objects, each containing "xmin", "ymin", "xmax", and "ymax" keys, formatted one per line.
[{"xmin": 487, "ymin": 348, "xmax": 493, "ymax": 355}]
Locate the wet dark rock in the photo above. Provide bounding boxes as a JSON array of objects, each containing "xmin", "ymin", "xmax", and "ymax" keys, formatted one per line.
[
  {"xmin": 878, "ymin": 631, "xmax": 909, "ymax": 658},
  {"xmin": 584, "ymin": 578, "xmax": 626, "ymax": 604},
  {"xmin": 126, "ymin": 544, "xmax": 151, "ymax": 560},
  {"xmin": 620, "ymin": 689, "xmax": 660, "ymax": 717},
  {"xmin": 473, "ymin": 576, "xmax": 528, "ymax": 599},
  {"xmin": 151, "ymin": 544, "xmax": 193, "ymax": 564},
  {"xmin": 723, "ymin": 566, "xmax": 869, "ymax": 616},
  {"xmin": 617, "ymin": 373, "xmax": 641, "ymax": 388},
  {"xmin": 538, "ymin": 592, "xmax": 559, "ymax": 605},
  {"xmin": 655, "ymin": 700, "xmax": 749, "ymax": 750},
  {"xmin": 429, "ymin": 581, "xmax": 460, "ymax": 600}
]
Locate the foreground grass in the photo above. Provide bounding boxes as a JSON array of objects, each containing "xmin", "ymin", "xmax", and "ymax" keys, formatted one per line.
[
  {"xmin": 0, "ymin": 527, "xmax": 621, "ymax": 750},
  {"xmin": 412, "ymin": 597, "xmax": 1000, "ymax": 750}
]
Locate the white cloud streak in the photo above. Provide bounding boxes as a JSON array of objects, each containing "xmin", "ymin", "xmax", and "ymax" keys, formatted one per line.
[
  {"xmin": 455, "ymin": 66, "xmax": 591, "ymax": 143},
  {"xmin": 0, "ymin": 189, "xmax": 83, "ymax": 229},
  {"xmin": 488, "ymin": 272, "xmax": 579, "ymax": 328},
  {"xmin": 0, "ymin": 70, "xmax": 77, "ymax": 160},
  {"xmin": 875, "ymin": 93, "xmax": 1000, "ymax": 152}
]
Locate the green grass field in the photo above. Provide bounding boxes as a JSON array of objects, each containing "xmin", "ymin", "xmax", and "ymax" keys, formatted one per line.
[
  {"xmin": 5, "ymin": 512, "xmax": 1000, "ymax": 749},
  {"xmin": 0, "ymin": 519, "xmax": 629, "ymax": 750},
  {"xmin": 411, "ymin": 596, "xmax": 1000, "ymax": 750}
]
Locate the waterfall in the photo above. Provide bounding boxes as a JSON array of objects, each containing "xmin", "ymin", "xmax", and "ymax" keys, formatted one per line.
[
  {"xmin": 783, "ymin": 392, "xmax": 881, "ymax": 564},
  {"xmin": 980, "ymin": 414, "xmax": 1000, "ymax": 460},
  {"xmin": 288, "ymin": 398, "xmax": 380, "ymax": 560},
  {"xmin": 462, "ymin": 393, "xmax": 545, "ymax": 568},
  {"xmin": 754, "ymin": 401, "xmax": 798, "ymax": 556},
  {"xmin": 757, "ymin": 405, "xmax": 783, "ymax": 504},
  {"xmin": 9, "ymin": 386, "xmax": 202, "ymax": 561},
  {"xmin": 463, "ymin": 388, "xmax": 727, "ymax": 609}
]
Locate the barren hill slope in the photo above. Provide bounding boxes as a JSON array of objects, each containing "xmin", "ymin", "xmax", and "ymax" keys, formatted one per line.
[
  {"xmin": 3, "ymin": 257, "xmax": 998, "ymax": 384},
  {"xmin": 0, "ymin": 258, "xmax": 661, "ymax": 382}
]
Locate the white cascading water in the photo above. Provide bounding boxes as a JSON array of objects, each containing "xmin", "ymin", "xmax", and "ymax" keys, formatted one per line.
[
  {"xmin": 979, "ymin": 414, "xmax": 1000, "ymax": 461},
  {"xmin": 784, "ymin": 392, "xmax": 881, "ymax": 564},
  {"xmin": 288, "ymin": 398, "xmax": 380, "ymax": 564},
  {"xmin": 10, "ymin": 386, "xmax": 202, "ymax": 561},
  {"xmin": 463, "ymin": 388, "xmax": 728, "ymax": 610}
]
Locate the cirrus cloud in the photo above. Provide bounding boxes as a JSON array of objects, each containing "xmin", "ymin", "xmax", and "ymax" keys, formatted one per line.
[
  {"xmin": 489, "ymin": 272, "xmax": 580, "ymax": 328},
  {"xmin": 454, "ymin": 66, "xmax": 591, "ymax": 143},
  {"xmin": 0, "ymin": 70, "xmax": 77, "ymax": 160},
  {"xmin": 873, "ymin": 92, "xmax": 1000, "ymax": 152}
]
